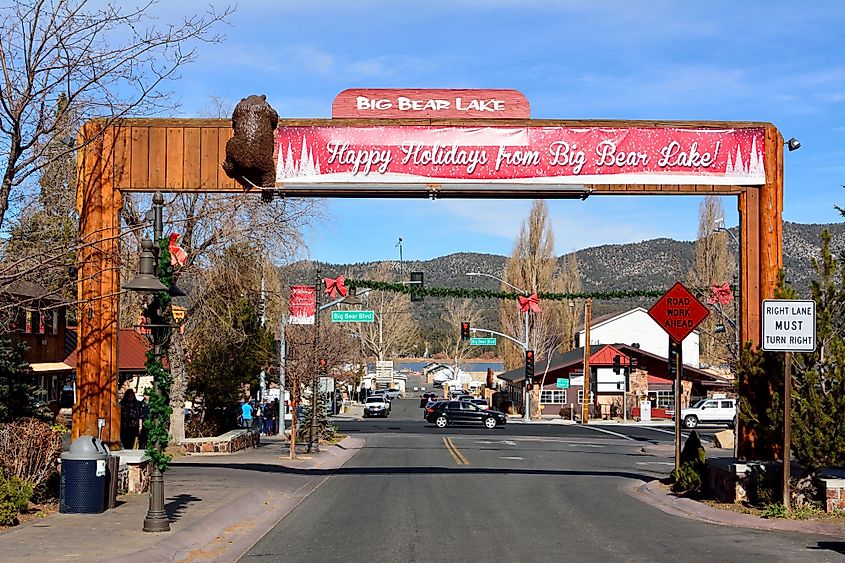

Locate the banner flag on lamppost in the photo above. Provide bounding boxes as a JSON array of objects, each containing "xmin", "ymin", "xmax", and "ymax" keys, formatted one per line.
[{"xmin": 289, "ymin": 285, "xmax": 316, "ymax": 325}]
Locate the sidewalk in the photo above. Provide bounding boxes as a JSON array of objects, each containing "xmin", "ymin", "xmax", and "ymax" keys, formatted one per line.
[
  {"xmin": 629, "ymin": 479, "xmax": 845, "ymax": 538},
  {"xmin": 0, "ymin": 435, "xmax": 364, "ymax": 563}
]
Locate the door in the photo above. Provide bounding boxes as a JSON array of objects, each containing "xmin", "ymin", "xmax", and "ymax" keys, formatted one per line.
[
  {"xmin": 699, "ymin": 400, "xmax": 720, "ymax": 422},
  {"xmin": 460, "ymin": 402, "xmax": 485, "ymax": 424},
  {"xmin": 717, "ymin": 400, "xmax": 736, "ymax": 422}
]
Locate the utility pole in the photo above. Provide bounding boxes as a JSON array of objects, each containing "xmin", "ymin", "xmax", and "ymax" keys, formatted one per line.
[
  {"xmin": 259, "ymin": 268, "xmax": 266, "ymax": 402},
  {"xmin": 309, "ymin": 269, "xmax": 321, "ymax": 453},
  {"xmin": 278, "ymin": 314, "xmax": 286, "ymax": 435},
  {"xmin": 581, "ymin": 298, "xmax": 592, "ymax": 424}
]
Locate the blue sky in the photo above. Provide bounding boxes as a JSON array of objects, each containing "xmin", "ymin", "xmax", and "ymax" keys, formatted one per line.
[{"xmin": 167, "ymin": 1, "xmax": 844, "ymax": 263}]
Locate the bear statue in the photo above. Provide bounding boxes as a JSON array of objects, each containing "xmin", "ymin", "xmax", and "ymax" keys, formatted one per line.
[{"xmin": 222, "ymin": 94, "xmax": 279, "ymax": 189}]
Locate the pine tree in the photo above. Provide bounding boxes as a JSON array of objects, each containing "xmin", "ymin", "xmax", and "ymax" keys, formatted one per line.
[
  {"xmin": 790, "ymin": 230, "xmax": 845, "ymax": 473},
  {"xmin": 0, "ymin": 338, "xmax": 50, "ymax": 422}
]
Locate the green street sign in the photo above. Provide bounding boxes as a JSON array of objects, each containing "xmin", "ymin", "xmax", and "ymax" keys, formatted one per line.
[
  {"xmin": 470, "ymin": 337, "xmax": 497, "ymax": 346},
  {"xmin": 556, "ymin": 378, "xmax": 570, "ymax": 389},
  {"xmin": 331, "ymin": 310, "xmax": 375, "ymax": 323}
]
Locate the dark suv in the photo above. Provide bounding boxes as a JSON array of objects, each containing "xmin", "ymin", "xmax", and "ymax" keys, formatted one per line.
[{"xmin": 424, "ymin": 400, "xmax": 506, "ymax": 429}]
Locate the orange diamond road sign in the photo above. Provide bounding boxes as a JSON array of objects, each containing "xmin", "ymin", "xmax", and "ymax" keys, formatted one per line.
[{"xmin": 648, "ymin": 282, "xmax": 710, "ymax": 343}]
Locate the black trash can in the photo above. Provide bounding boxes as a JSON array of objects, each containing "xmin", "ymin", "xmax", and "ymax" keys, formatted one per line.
[{"xmin": 60, "ymin": 435, "xmax": 109, "ymax": 514}]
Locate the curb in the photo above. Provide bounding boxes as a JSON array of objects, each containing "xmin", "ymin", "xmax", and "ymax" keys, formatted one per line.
[
  {"xmin": 106, "ymin": 436, "xmax": 366, "ymax": 562},
  {"xmin": 628, "ymin": 479, "xmax": 845, "ymax": 538}
]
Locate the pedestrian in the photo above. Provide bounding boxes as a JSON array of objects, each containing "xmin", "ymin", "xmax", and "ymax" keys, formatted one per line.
[
  {"xmin": 119, "ymin": 389, "xmax": 143, "ymax": 449},
  {"xmin": 270, "ymin": 398, "xmax": 279, "ymax": 434},
  {"xmin": 138, "ymin": 391, "xmax": 150, "ymax": 449},
  {"xmin": 241, "ymin": 399, "xmax": 253, "ymax": 429}
]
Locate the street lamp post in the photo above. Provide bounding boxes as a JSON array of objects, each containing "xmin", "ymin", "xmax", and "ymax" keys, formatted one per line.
[
  {"xmin": 123, "ymin": 191, "xmax": 185, "ymax": 533},
  {"xmin": 466, "ymin": 272, "xmax": 532, "ymax": 422}
]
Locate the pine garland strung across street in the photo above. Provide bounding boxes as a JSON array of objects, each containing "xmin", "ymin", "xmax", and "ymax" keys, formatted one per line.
[{"xmin": 345, "ymin": 278, "xmax": 669, "ymax": 301}]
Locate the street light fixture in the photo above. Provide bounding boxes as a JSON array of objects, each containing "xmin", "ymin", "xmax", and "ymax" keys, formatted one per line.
[
  {"xmin": 123, "ymin": 191, "xmax": 182, "ymax": 533},
  {"xmin": 465, "ymin": 272, "xmax": 532, "ymax": 422}
]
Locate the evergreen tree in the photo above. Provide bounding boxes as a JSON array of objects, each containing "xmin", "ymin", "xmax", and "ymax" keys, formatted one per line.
[
  {"xmin": 0, "ymin": 338, "xmax": 50, "ymax": 422},
  {"xmin": 790, "ymin": 230, "xmax": 845, "ymax": 473}
]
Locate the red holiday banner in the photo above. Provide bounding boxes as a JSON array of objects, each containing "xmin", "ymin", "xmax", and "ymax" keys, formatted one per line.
[
  {"xmin": 275, "ymin": 126, "xmax": 766, "ymax": 188},
  {"xmin": 289, "ymin": 285, "xmax": 316, "ymax": 325}
]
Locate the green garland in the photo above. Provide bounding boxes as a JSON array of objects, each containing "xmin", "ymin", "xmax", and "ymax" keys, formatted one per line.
[
  {"xmin": 141, "ymin": 239, "xmax": 175, "ymax": 472},
  {"xmin": 346, "ymin": 278, "xmax": 666, "ymax": 301},
  {"xmin": 144, "ymin": 349, "xmax": 173, "ymax": 471}
]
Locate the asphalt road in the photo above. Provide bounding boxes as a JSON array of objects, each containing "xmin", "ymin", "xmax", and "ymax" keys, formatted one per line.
[{"xmin": 242, "ymin": 399, "xmax": 844, "ymax": 562}]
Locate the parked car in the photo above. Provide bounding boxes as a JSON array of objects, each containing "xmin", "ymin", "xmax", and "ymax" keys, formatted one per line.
[
  {"xmin": 469, "ymin": 398, "xmax": 489, "ymax": 409},
  {"xmin": 670, "ymin": 398, "xmax": 737, "ymax": 429},
  {"xmin": 363, "ymin": 396, "xmax": 391, "ymax": 418},
  {"xmin": 424, "ymin": 400, "xmax": 506, "ymax": 429},
  {"xmin": 384, "ymin": 389, "xmax": 403, "ymax": 400},
  {"xmin": 419, "ymin": 392, "xmax": 437, "ymax": 407},
  {"xmin": 450, "ymin": 389, "xmax": 469, "ymax": 399}
]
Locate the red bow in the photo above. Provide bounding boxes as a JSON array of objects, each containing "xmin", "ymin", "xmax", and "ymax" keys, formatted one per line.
[
  {"xmin": 324, "ymin": 275, "xmax": 348, "ymax": 299},
  {"xmin": 708, "ymin": 283, "xmax": 734, "ymax": 305},
  {"xmin": 168, "ymin": 233, "xmax": 188, "ymax": 267},
  {"xmin": 518, "ymin": 292, "xmax": 541, "ymax": 313}
]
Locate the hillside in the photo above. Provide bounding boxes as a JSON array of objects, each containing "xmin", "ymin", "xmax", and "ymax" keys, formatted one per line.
[{"xmin": 280, "ymin": 221, "xmax": 845, "ymax": 353}]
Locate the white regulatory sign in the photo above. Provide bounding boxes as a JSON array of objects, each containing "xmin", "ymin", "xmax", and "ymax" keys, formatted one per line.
[{"xmin": 762, "ymin": 299, "xmax": 816, "ymax": 352}]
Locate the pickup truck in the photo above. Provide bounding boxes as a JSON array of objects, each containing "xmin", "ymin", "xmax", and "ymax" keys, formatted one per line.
[
  {"xmin": 363, "ymin": 396, "xmax": 390, "ymax": 418},
  {"xmin": 671, "ymin": 398, "xmax": 737, "ymax": 429}
]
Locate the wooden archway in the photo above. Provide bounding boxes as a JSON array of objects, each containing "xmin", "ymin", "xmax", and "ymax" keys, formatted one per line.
[{"xmin": 75, "ymin": 117, "xmax": 782, "ymax": 459}]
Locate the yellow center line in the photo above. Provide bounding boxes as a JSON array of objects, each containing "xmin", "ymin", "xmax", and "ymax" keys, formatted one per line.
[
  {"xmin": 443, "ymin": 437, "xmax": 463, "ymax": 465},
  {"xmin": 445, "ymin": 437, "xmax": 470, "ymax": 465}
]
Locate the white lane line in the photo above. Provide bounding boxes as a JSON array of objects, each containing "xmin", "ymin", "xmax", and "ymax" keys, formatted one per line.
[
  {"xmin": 500, "ymin": 456, "xmax": 524, "ymax": 460},
  {"xmin": 636, "ymin": 461, "xmax": 675, "ymax": 466},
  {"xmin": 565, "ymin": 443, "xmax": 604, "ymax": 448},
  {"xmin": 580, "ymin": 425, "xmax": 635, "ymax": 441}
]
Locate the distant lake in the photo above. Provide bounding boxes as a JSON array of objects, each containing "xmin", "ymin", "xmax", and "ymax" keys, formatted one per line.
[{"xmin": 368, "ymin": 360, "xmax": 503, "ymax": 372}]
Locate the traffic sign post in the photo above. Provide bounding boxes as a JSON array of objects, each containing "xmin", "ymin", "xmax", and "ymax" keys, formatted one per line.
[
  {"xmin": 331, "ymin": 310, "xmax": 375, "ymax": 323},
  {"xmin": 470, "ymin": 337, "xmax": 497, "ymax": 346},
  {"xmin": 762, "ymin": 299, "xmax": 817, "ymax": 512},
  {"xmin": 648, "ymin": 282, "xmax": 710, "ymax": 476}
]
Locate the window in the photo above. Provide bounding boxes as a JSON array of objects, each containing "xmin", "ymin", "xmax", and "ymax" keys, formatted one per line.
[
  {"xmin": 540, "ymin": 390, "xmax": 566, "ymax": 404},
  {"xmin": 721, "ymin": 400, "xmax": 734, "ymax": 409},
  {"xmin": 651, "ymin": 390, "xmax": 674, "ymax": 409},
  {"xmin": 577, "ymin": 390, "xmax": 595, "ymax": 405}
]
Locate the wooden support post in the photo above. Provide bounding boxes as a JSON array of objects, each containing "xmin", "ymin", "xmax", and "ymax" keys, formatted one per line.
[
  {"xmin": 581, "ymin": 298, "xmax": 592, "ymax": 424},
  {"xmin": 74, "ymin": 122, "xmax": 122, "ymax": 448}
]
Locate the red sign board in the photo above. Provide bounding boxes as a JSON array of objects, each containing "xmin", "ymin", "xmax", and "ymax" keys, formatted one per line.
[
  {"xmin": 275, "ymin": 126, "xmax": 765, "ymax": 193},
  {"xmin": 332, "ymin": 88, "xmax": 530, "ymax": 120},
  {"xmin": 648, "ymin": 282, "xmax": 710, "ymax": 343},
  {"xmin": 289, "ymin": 285, "xmax": 315, "ymax": 325}
]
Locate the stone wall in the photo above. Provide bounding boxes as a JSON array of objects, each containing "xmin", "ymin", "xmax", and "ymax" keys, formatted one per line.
[
  {"xmin": 181, "ymin": 428, "xmax": 260, "ymax": 454},
  {"xmin": 820, "ymin": 470, "xmax": 845, "ymax": 512}
]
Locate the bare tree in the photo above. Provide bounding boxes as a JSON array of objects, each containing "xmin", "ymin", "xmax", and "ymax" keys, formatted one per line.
[
  {"xmin": 499, "ymin": 200, "xmax": 571, "ymax": 370},
  {"xmin": 439, "ymin": 298, "xmax": 483, "ymax": 385},
  {"xmin": 348, "ymin": 264, "xmax": 419, "ymax": 361},
  {"xmin": 0, "ymin": 0, "xmax": 232, "ymax": 233},
  {"xmin": 687, "ymin": 196, "xmax": 736, "ymax": 366}
]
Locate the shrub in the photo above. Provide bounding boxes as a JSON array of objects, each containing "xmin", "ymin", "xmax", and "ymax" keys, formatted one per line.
[
  {"xmin": 0, "ymin": 469, "xmax": 32, "ymax": 526},
  {"xmin": 671, "ymin": 431, "xmax": 708, "ymax": 494},
  {"xmin": 0, "ymin": 418, "xmax": 62, "ymax": 500}
]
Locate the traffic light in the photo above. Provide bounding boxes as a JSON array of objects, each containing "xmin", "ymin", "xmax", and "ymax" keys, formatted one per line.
[
  {"xmin": 613, "ymin": 354, "xmax": 621, "ymax": 374},
  {"xmin": 629, "ymin": 356, "xmax": 638, "ymax": 372},
  {"xmin": 318, "ymin": 358, "xmax": 327, "ymax": 373},
  {"xmin": 460, "ymin": 321, "xmax": 470, "ymax": 340},
  {"xmin": 668, "ymin": 340, "xmax": 680, "ymax": 378},
  {"xmin": 525, "ymin": 349, "xmax": 535, "ymax": 380},
  {"xmin": 410, "ymin": 271, "xmax": 424, "ymax": 302}
]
